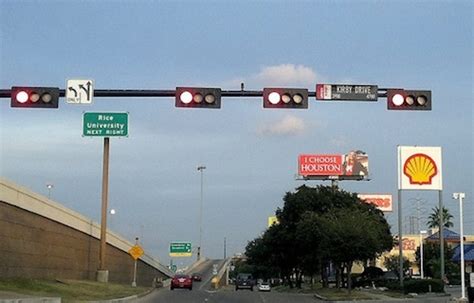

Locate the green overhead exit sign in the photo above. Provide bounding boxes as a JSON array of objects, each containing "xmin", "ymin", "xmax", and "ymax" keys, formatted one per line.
[
  {"xmin": 170, "ymin": 242, "xmax": 192, "ymax": 257},
  {"xmin": 83, "ymin": 112, "xmax": 128, "ymax": 137}
]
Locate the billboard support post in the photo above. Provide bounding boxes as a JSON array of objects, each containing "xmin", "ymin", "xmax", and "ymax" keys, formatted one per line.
[
  {"xmin": 398, "ymin": 189, "xmax": 404, "ymax": 287},
  {"xmin": 331, "ymin": 179, "xmax": 338, "ymax": 191}
]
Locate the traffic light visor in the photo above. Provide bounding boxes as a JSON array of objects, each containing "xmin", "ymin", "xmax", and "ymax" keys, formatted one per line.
[
  {"xmin": 263, "ymin": 88, "xmax": 308, "ymax": 109},
  {"xmin": 175, "ymin": 87, "xmax": 221, "ymax": 109},
  {"xmin": 387, "ymin": 89, "xmax": 431, "ymax": 110},
  {"xmin": 11, "ymin": 86, "xmax": 59, "ymax": 108}
]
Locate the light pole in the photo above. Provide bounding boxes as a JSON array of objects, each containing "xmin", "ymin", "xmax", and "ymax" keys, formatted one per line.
[
  {"xmin": 453, "ymin": 192, "xmax": 466, "ymax": 300},
  {"xmin": 197, "ymin": 165, "xmax": 206, "ymax": 261},
  {"xmin": 420, "ymin": 230, "xmax": 427, "ymax": 279},
  {"xmin": 46, "ymin": 183, "xmax": 54, "ymax": 199}
]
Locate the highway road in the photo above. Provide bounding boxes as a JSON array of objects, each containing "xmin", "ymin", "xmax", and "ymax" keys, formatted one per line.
[{"xmin": 136, "ymin": 259, "xmax": 317, "ymax": 303}]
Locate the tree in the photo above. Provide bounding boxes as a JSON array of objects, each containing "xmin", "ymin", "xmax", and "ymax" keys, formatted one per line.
[
  {"xmin": 427, "ymin": 206, "xmax": 453, "ymax": 229},
  {"xmin": 384, "ymin": 254, "xmax": 411, "ymax": 275},
  {"xmin": 245, "ymin": 185, "xmax": 393, "ymax": 290},
  {"xmin": 414, "ymin": 241, "xmax": 457, "ymax": 279},
  {"xmin": 316, "ymin": 206, "xmax": 393, "ymax": 292}
]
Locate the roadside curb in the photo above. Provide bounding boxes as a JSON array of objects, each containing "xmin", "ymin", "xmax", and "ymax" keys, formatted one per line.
[
  {"xmin": 87, "ymin": 282, "xmax": 173, "ymax": 303},
  {"xmin": 0, "ymin": 298, "xmax": 61, "ymax": 303}
]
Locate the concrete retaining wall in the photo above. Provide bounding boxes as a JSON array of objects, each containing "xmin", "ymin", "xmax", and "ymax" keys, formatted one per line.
[{"xmin": 0, "ymin": 178, "xmax": 172, "ymax": 286}]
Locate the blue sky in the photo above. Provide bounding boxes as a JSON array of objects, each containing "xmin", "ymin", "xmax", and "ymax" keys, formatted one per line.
[{"xmin": 1, "ymin": 0, "xmax": 472, "ymax": 265}]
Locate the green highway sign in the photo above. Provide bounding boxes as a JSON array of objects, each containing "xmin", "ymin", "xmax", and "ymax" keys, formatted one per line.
[
  {"xmin": 170, "ymin": 242, "xmax": 192, "ymax": 257},
  {"xmin": 83, "ymin": 112, "xmax": 128, "ymax": 137}
]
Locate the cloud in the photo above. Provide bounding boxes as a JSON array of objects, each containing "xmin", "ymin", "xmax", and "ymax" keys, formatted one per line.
[
  {"xmin": 253, "ymin": 64, "xmax": 318, "ymax": 87},
  {"xmin": 257, "ymin": 115, "xmax": 306, "ymax": 137},
  {"xmin": 222, "ymin": 64, "xmax": 320, "ymax": 89},
  {"xmin": 330, "ymin": 137, "xmax": 348, "ymax": 147}
]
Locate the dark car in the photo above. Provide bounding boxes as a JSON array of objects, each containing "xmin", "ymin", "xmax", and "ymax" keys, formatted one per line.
[
  {"xmin": 170, "ymin": 274, "xmax": 193, "ymax": 290},
  {"xmin": 192, "ymin": 273, "xmax": 202, "ymax": 281},
  {"xmin": 235, "ymin": 273, "xmax": 254, "ymax": 291}
]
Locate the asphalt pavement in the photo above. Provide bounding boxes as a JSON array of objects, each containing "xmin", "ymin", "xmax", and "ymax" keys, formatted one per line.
[
  {"xmin": 136, "ymin": 261, "xmax": 468, "ymax": 303},
  {"xmin": 135, "ymin": 259, "xmax": 318, "ymax": 303}
]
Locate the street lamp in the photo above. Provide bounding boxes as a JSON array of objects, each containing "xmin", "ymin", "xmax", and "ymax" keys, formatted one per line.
[
  {"xmin": 109, "ymin": 208, "xmax": 116, "ymax": 230},
  {"xmin": 197, "ymin": 165, "xmax": 206, "ymax": 261},
  {"xmin": 420, "ymin": 230, "xmax": 427, "ymax": 279},
  {"xmin": 453, "ymin": 192, "xmax": 466, "ymax": 300},
  {"xmin": 46, "ymin": 183, "xmax": 54, "ymax": 199}
]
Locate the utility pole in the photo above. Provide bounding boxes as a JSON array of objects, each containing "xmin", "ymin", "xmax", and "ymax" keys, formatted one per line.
[
  {"xmin": 224, "ymin": 237, "xmax": 227, "ymax": 259},
  {"xmin": 197, "ymin": 165, "xmax": 206, "ymax": 261}
]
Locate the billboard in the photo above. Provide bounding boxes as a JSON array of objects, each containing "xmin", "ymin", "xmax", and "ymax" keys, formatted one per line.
[
  {"xmin": 398, "ymin": 146, "xmax": 442, "ymax": 190},
  {"xmin": 358, "ymin": 194, "xmax": 393, "ymax": 212},
  {"xmin": 298, "ymin": 150, "xmax": 369, "ymax": 178}
]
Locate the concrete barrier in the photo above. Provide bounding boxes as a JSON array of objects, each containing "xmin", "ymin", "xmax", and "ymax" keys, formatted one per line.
[
  {"xmin": 0, "ymin": 178, "xmax": 173, "ymax": 285},
  {"xmin": 215, "ymin": 259, "xmax": 232, "ymax": 288},
  {"xmin": 185, "ymin": 258, "xmax": 209, "ymax": 275}
]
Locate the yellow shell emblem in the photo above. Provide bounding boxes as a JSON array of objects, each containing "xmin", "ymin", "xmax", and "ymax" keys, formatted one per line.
[{"xmin": 403, "ymin": 153, "xmax": 437, "ymax": 185}]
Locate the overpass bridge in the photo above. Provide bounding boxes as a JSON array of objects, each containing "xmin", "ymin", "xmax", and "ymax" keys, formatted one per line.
[{"xmin": 0, "ymin": 178, "xmax": 173, "ymax": 286}]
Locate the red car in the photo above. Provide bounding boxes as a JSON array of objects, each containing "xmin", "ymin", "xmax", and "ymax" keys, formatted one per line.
[{"xmin": 170, "ymin": 274, "xmax": 193, "ymax": 290}]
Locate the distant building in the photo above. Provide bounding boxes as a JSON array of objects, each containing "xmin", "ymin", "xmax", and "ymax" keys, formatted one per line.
[
  {"xmin": 374, "ymin": 228, "xmax": 474, "ymax": 276},
  {"xmin": 451, "ymin": 243, "xmax": 474, "ymax": 273}
]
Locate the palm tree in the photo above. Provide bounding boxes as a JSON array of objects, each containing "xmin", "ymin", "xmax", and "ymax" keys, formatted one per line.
[{"xmin": 427, "ymin": 206, "xmax": 453, "ymax": 229}]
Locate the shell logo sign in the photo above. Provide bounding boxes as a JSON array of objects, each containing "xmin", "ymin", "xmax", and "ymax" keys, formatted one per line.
[
  {"xmin": 403, "ymin": 153, "xmax": 437, "ymax": 185},
  {"xmin": 398, "ymin": 146, "xmax": 442, "ymax": 190}
]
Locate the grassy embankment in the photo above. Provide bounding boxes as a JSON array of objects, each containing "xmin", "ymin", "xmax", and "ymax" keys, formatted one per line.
[{"xmin": 0, "ymin": 278, "xmax": 151, "ymax": 302}]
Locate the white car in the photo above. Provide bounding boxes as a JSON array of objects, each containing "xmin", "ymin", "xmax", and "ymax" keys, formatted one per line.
[{"xmin": 257, "ymin": 282, "xmax": 271, "ymax": 292}]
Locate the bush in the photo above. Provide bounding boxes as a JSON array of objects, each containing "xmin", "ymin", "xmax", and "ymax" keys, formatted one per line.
[
  {"xmin": 402, "ymin": 279, "xmax": 444, "ymax": 294},
  {"xmin": 352, "ymin": 268, "xmax": 395, "ymax": 288},
  {"xmin": 386, "ymin": 280, "xmax": 403, "ymax": 291}
]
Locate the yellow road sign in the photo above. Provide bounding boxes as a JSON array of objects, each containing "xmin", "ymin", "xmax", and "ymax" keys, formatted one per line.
[
  {"xmin": 128, "ymin": 245, "xmax": 144, "ymax": 260},
  {"xmin": 268, "ymin": 216, "xmax": 279, "ymax": 227}
]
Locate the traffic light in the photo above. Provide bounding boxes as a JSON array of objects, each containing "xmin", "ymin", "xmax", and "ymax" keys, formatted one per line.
[
  {"xmin": 263, "ymin": 88, "xmax": 308, "ymax": 109},
  {"xmin": 387, "ymin": 89, "xmax": 431, "ymax": 110},
  {"xmin": 175, "ymin": 87, "xmax": 221, "ymax": 109},
  {"xmin": 11, "ymin": 86, "xmax": 60, "ymax": 109}
]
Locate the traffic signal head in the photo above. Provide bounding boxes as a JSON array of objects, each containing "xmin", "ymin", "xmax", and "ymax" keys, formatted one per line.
[
  {"xmin": 263, "ymin": 88, "xmax": 308, "ymax": 109},
  {"xmin": 387, "ymin": 89, "xmax": 431, "ymax": 110},
  {"xmin": 11, "ymin": 86, "xmax": 59, "ymax": 109},
  {"xmin": 175, "ymin": 87, "xmax": 221, "ymax": 109}
]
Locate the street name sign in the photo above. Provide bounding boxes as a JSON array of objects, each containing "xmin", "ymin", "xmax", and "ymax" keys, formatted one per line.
[
  {"xmin": 128, "ymin": 244, "xmax": 144, "ymax": 260},
  {"xmin": 67, "ymin": 79, "xmax": 94, "ymax": 104},
  {"xmin": 316, "ymin": 84, "xmax": 378, "ymax": 101},
  {"xmin": 169, "ymin": 242, "xmax": 192, "ymax": 257},
  {"xmin": 83, "ymin": 112, "xmax": 128, "ymax": 137}
]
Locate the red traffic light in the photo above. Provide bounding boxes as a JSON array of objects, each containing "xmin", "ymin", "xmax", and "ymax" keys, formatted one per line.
[
  {"xmin": 263, "ymin": 88, "xmax": 308, "ymax": 109},
  {"xmin": 11, "ymin": 87, "xmax": 59, "ymax": 108},
  {"xmin": 387, "ymin": 89, "xmax": 431, "ymax": 110},
  {"xmin": 175, "ymin": 87, "xmax": 221, "ymax": 109}
]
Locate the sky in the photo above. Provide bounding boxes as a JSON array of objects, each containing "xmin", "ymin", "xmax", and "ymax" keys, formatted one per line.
[{"xmin": 0, "ymin": 0, "xmax": 472, "ymax": 267}]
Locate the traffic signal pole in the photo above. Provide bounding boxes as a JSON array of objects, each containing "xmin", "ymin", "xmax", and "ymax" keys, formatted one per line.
[{"xmin": 0, "ymin": 87, "xmax": 404, "ymax": 100}]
